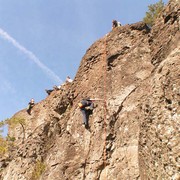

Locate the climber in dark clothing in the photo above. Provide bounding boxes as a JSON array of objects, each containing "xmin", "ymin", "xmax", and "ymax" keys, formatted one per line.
[
  {"xmin": 27, "ymin": 98, "xmax": 35, "ymax": 115},
  {"xmin": 112, "ymin": 20, "xmax": 118, "ymax": 29},
  {"xmin": 78, "ymin": 98, "xmax": 94, "ymax": 128}
]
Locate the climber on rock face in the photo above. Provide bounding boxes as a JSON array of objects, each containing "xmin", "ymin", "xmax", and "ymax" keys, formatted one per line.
[
  {"xmin": 78, "ymin": 97, "xmax": 94, "ymax": 129},
  {"xmin": 27, "ymin": 98, "xmax": 35, "ymax": 115}
]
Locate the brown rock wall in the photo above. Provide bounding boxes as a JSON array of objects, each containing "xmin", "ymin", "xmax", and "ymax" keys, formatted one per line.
[{"xmin": 0, "ymin": 0, "xmax": 179, "ymax": 179}]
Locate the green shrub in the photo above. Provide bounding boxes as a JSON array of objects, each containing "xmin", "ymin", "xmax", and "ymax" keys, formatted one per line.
[
  {"xmin": 0, "ymin": 137, "xmax": 8, "ymax": 156},
  {"xmin": 143, "ymin": 0, "xmax": 165, "ymax": 27},
  {"xmin": 31, "ymin": 160, "xmax": 46, "ymax": 180},
  {"xmin": 7, "ymin": 117, "xmax": 25, "ymax": 129},
  {"xmin": 7, "ymin": 117, "xmax": 26, "ymax": 143}
]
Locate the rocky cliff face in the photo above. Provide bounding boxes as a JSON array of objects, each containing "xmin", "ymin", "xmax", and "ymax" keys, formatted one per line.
[{"xmin": 0, "ymin": 0, "xmax": 179, "ymax": 179}]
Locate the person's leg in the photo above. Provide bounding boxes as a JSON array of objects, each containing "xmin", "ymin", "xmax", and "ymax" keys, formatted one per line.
[
  {"xmin": 81, "ymin": 110, "xmax": 88, "ymax": 125},
  {"xmin": 27, "ymin": 107, "xmax": 31, "ymax": 115},
  {"xmin": 85, "ymin": 111, "xmax": 91, "ymax": 128}
]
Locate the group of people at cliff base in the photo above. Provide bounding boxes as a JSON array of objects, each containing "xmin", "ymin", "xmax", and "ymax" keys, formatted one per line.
[{"xmin": 27, "ymin": 19, "xmax": 121, "ymax": 126}]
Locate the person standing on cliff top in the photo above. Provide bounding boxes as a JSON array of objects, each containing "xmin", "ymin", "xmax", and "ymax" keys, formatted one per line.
[
  {"xmin": 27, "ymin": 98, "xmax": 35, "ymax": 115},
  {"xmin": 66, "ymin": 76, "xmax": 73, "ymax": 83},
  {"xmin": 78, "ymin": 97, "xmax": 94, "ymax": 129},
  {"xmin": 112, "ymin": 20, "xmax": 121, "ymax": 29}
]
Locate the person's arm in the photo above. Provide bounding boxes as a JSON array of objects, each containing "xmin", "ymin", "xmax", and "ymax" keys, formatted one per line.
[
  {"xmin": 86, "ymin": 101, "xmax": 94, "ymax": 110},
  {"xmin": 89, "ymin": 101, "xmax": 94, "ymax": 110}
]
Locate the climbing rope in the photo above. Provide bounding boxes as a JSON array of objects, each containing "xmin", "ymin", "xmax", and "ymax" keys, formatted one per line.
[
  {"xmin": 103, "ymin": 35, "xmax": 108, "ymax": 179},
  {"xmin": 102, "ymin": 34, "xmax": 131, "ymax": 180}
]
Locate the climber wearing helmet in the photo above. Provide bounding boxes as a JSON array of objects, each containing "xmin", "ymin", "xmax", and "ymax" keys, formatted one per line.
[{"xmin": 78, "ymin": 97, "xmax": 94, "ymax": 128}]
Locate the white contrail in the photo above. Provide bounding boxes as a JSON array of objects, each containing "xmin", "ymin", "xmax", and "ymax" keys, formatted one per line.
[{"xmin": 0, "ymin": 28, "xmax": 63, "ymax": 84}]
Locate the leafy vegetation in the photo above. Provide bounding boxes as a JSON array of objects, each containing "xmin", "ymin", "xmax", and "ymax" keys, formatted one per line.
[
  {"xmin": 0, "ymin": 116, "xmax": 26, "ymax": 157},
  {"xmin": 0, "ymin": 136, "xmax": 8, "ymax": 156},
  {"xmin": 7, "ymin": 117, "xmax": 26, "ymax": 129},
  {"xmin": 31, "ymin": 160, "xmax": 46, "ymax": 180},
  {"xmin": 143, "ymin": 0, "xmax": 165, "ymax": 27},
  {"xmin": 7, "ymin": 117, "xmax": 26, "ymax": 143},
  {"xmin": 0, "ymin": 120, "xmax": 8, "ymax": 156},
  {"xmin": 0, "ymin": 132, "xmax": 16, "ymax": 157}
]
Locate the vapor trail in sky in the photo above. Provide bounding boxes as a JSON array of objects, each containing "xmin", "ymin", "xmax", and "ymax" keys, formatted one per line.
[{"xmin": 0, "ymin": 28, "xmax": 63, "ymax": 84}]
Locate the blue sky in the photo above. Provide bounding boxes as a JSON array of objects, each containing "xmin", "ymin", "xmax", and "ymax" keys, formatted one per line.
[{"xmin": 0, "ymin": 0, "xmax": 168, "ymax": 134}]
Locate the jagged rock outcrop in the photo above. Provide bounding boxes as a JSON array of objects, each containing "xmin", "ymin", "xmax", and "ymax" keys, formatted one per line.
[
  {"xmin": 138, "ymin": 1, "xmax": 180, "ymax": 179},
  {"xmin": 0, "ymin": 0, "xmax": 179, "ymax": 179}
]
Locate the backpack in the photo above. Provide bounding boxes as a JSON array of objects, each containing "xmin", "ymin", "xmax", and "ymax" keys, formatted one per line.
[{"xmin": 78, "ymin": 99, "xmax": 89, "ymax": 109}]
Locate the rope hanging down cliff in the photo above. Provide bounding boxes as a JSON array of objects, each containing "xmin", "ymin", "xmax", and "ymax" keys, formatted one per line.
[
  {"xmin": 102, "ymin": 35, "xmax": 130, "ymax": 179},
  {"xmin": 103, "ymin": 35, "xmax": 108, "ymax": 179},
  {"xmin": 102, "ymin": 34, "xmax": 131, "ymax": 180}
]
